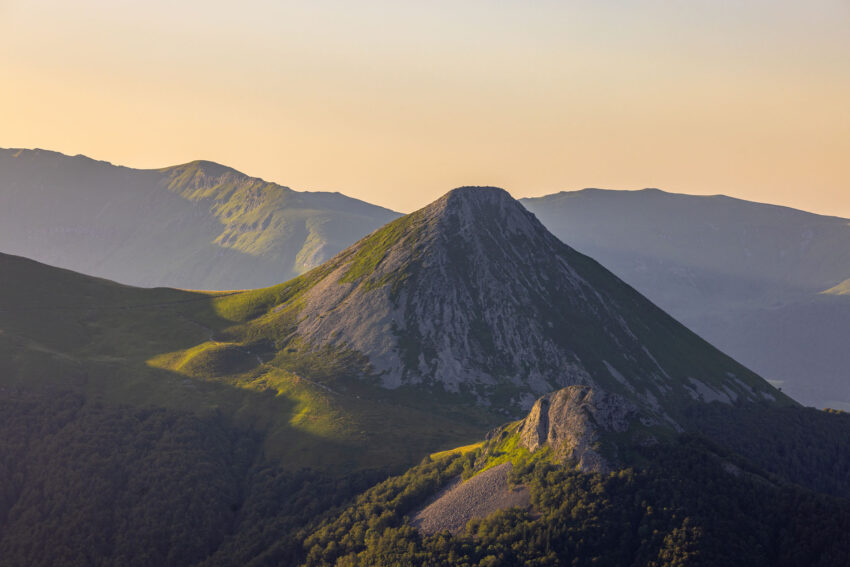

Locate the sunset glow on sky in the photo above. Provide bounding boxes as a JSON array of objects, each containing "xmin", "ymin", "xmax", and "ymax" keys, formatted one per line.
[{"xmin": 1, "ymin": 0, "xmax": 848, "ymax": 215}]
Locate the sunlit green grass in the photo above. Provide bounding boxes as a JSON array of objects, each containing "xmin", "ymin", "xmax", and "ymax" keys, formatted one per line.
[{"xmin": 0, "ymin": 252, "xmax": 498, "ymax": 472}]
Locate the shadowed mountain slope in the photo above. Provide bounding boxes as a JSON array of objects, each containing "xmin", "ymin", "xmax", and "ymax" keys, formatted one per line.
[
  {"xmin": 0, "ymin": 148, "xmax": 400, "ymax": 290},
  {"xmin": 522, "ymin": 188, "xmax": 850, "ymax": 409},
  {"xmin": 0, "ymin": 251, "xmax": 488, "ymax": 472}
]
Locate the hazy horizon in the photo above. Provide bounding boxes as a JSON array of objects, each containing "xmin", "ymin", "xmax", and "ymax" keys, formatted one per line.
[
  {"xmin": 2, "ymin": 1, "xmax": 848, "ymax": 216},
  {"xmin": 7, "ymin": 144, "xmax": 850, "ymax": 220}
]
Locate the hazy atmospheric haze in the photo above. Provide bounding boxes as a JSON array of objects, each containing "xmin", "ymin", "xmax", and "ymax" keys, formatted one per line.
[{"xmin": 1, "ymin": 0, "xmax": 848, "ymax": 215}]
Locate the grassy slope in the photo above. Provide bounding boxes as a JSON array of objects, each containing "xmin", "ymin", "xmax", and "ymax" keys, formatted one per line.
[
  {"xmin": 824, "ymin": 279, "xmax": 850, "ymax": 295},
  {"xmin": 0, "ymin": 253, "xmax": 492, "ymax": 473},
  {"xmin": 160, "ymin": 160, "xmax": 401, "ymax": 274}
]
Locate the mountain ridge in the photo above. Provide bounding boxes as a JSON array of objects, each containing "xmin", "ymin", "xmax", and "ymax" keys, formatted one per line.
[
  {"xmin": 521, "ymin": 188, "xmax": 850, "ymax": 409},
  {"xmin": 537, "ymin": 186, "xmax": 850, "ymax": 221},
  {"xmin": 0, "ymin": 147, "xmax": 401, "ymax": 290}
]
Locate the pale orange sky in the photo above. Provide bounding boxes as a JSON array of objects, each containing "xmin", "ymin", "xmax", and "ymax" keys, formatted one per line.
[{"xmin": 1, "ymin": 1, "xmax": 849, "ymax": 216}]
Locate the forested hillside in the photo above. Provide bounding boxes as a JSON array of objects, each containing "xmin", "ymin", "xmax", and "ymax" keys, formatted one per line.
[
  {"xmin": 0, "ymin": 389, "xmax": 386, "ymax": 567},
  {"xmin": 301, "ymin": 413, "xmax": 850, "ymax": 567},
  {"xmin": 4, "ymin": 389, "xmax": 850, "ymax": 566}
]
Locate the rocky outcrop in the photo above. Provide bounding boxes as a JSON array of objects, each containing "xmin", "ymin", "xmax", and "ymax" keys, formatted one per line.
[{"xmin": 517, "ymin": 386, "xmax": 637, "ymax": 472}]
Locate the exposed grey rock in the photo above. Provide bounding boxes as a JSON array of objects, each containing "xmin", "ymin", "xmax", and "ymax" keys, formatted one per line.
[
  {"xmin": 517, "ymin": 386, "xmax": 637, "ymax": 472},
  {"xmin": 288, "ymin": 186, "xmax": 789, "ymax": 416}
]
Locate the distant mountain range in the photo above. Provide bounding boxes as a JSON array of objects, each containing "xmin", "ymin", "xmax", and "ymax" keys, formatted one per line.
[
  {"xmin": 0, "ymin": 148, "xmax": 399, "ymax": 289},
  {"xmin": 2, "ymin": 148, "xmax": 848, "ymax": 410},
  {"xmin": 521, "ymin": 189, "xmax": 850, "ymax": 410}
]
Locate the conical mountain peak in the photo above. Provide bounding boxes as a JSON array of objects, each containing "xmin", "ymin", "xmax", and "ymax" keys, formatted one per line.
[
  {"xmin": 440, "ymin": 185, "xmax": 515, "ymax": 208},
  {"xmin": 254, "ymin": 186, "xmax": 789, "ymax": 423},
  {"xmin": 424, "ymin": 187, "xmax": 532, "ymax": 222},
  {"xmin": 419, "ymin": 186, "xmax": 542, "ymax": 237}
]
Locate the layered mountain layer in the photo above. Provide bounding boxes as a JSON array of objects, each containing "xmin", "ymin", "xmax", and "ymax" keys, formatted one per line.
[
  {"xmin": 4, "ymin": 148, "xmax": 847, "ymax": 409},
  {"xmin": 522, "ymin": 188, "xmax": 850, "ymax": 409},
  {"xmin": 0, "ymin": 148, "xmax": 399, "ymax": 289}
]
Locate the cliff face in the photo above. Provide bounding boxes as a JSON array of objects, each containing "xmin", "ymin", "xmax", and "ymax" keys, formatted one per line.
[{"xmin": 517, "ymin": 386, "xmax": 637, "ymax": 472}]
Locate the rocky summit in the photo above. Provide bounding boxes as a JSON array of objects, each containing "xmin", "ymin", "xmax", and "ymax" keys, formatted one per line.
[
  {"xmin": 274, "ymin": 186, "xmax": 791, "ymax": 422},
  {"xmin": 516, "ymin": 386, "xmax": 637, "ymax": 473}
]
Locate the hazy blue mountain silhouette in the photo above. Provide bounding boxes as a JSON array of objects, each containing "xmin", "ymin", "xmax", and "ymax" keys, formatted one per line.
[
  {"xmin": 0, "ymin": 148, "xmax": 400, "ymax": 290},
  {"xmin": 523, "ymin": 188, "xmax": 850, "ymax": 410}
]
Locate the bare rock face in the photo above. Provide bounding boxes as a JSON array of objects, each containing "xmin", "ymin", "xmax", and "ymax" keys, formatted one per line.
[
  {"xmin": 294, "ymin": 186, "xmax": 601, "ymax": 399},
  {"xmin": 248, "ymin": 185, "xmax": 789, "ymax": 419},
  {"xmin": 518, "ymin": 386, "xmax": 637, "ymax": 472}
]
